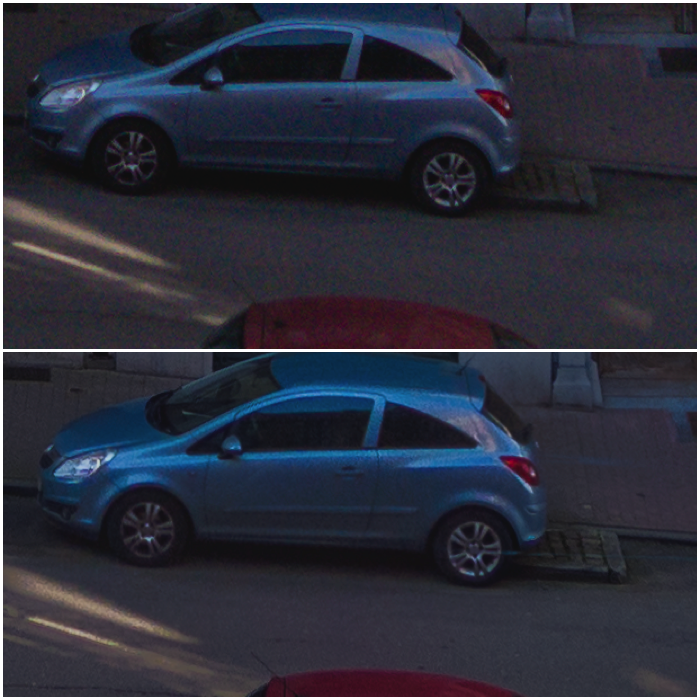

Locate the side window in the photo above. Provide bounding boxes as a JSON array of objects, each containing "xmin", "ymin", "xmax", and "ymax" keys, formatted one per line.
[
  {"xmin": 379, "ymin": 402, "xmax": 478, "ymax": 449},
  {"xmin": 234, "ymin": 396, "xmax": 374, "ymax": 451},
  {"xmin": 220, "ymin": 29, "xmax": 353, "ymax": 83},
  {"xmin": 170, "ymin": 55, "xmax": 217, "ymax": 86},
  {"xmin": 357, "ymin": 36, "xmax": 453, "ymax": 82}
]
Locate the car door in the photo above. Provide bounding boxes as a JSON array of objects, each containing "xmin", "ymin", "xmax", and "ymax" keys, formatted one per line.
[
  {"xmin": 185, "ymin": 27, "xmax": 358, "ymax": 169},
  {"xmin": 203, "ymin": 393, "xmax": 382, "ymax": 541}
]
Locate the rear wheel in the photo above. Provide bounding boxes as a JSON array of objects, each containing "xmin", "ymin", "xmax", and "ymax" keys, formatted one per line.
[
  {"xmin": 409, "ymin": 141, "xmax": 488, "ymax": 217},
  {"xmin": 433, "ymin": 509, "xmax": 512, "ymax": 586},
  {"xmin": 91, "ymin": 120, "xmax": 173, "ymax": 194},
  {"xmin": 106, "ymin": 490, "xmax": 189, "ymax": 566}
]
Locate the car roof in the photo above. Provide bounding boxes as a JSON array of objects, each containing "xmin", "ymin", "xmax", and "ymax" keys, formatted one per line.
[{"xmin": 268, "ymin": 353, "xmax": 485, "ymax": 400}]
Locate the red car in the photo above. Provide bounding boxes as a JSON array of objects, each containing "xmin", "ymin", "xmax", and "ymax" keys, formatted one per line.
[
  {"xmin": 249, "ymin": 669, "xmax": 520, "ymax": 697},
  {"xmin": 204, "ymin": 297, "xmax": 533, "ymax": 349}
]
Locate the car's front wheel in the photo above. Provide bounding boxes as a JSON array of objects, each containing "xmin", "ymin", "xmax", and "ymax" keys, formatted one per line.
[
  {"xmin": 409, "ymin": 141, "xmax": 488, "ymax": 217},
  {"xmin": 90, "ymin": 120, "xmax": 174, "ymax": 194},
  {"xmin": 106, "ymin": 490, "xmax": 189, "ymax": 566},
  {"xmin": 432, "ymin": 509, "xmax": 512, "ymax": 586}
]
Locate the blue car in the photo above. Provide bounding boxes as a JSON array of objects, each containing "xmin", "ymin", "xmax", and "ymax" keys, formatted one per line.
[
  {"xmin": 26, "ymin": 4, "xmax": 520, "ymax": 216},
  {"xmin": 38, "ymin": 353, "xmax": 546, "ymax": 586}
]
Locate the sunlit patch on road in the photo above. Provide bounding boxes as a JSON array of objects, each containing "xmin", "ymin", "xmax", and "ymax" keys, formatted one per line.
[
  {"xmin": 4, "ymin": 195, "xmax": 246, "ymax": 332},
  {"xmin": 4, "ymin": 196, "xmax": 176, "ymax": 270}
]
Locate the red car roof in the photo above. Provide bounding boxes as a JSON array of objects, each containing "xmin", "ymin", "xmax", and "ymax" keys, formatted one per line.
[
  {"xmin": 246, "ymin": 297, "xmax": 498, "ymax": 349},
  {"xmin": 263, "ymin": 669, "xmax": 519, "ymax": 696}
]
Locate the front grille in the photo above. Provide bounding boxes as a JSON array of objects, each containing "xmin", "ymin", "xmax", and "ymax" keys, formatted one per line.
[{"xmin": 40, "ymin": 446, "xmax": 61, "ymax": 470}]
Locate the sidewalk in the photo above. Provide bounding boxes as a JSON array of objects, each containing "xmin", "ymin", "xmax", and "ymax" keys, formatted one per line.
[
  {"xmin": 519, "ymin": 405, "xmax": 697, "ymax": 538},
  {"xmin": 4, "ymin": 367, "xmax": 696, "ymax": 543}
]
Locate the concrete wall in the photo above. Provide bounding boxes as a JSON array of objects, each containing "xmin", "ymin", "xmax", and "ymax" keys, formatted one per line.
[
  {"xmin": 116, "ymin": 352, "xmax": 212, "ymax": 379},
  {"xmin": 460, "ymin": 352, "xmax": 553, "ymax": 406},
  {"xmin": 4, "ymin": 352, "xmax": 83, "ymax": 369}
]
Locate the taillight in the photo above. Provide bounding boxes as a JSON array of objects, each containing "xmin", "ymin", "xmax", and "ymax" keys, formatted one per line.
[
  {"xmin": 500, "ymin": 456, "xmax": 539, "ymax": 486},
  {"xmin": 476, "ymin": 89, "xmax": 513, "ymax": 119}
]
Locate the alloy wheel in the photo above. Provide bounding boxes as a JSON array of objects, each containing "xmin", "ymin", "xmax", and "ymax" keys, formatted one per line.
[
  {"xmin": 119, "ymin": 501, "xmax": 176, "ymax": 560},
  {"xmin": 446, "ymin": 520, "xmax": 503, "ymax": 579},
  {"xmin": 104, "ymin": 131, "xmax": 159, "ymax": 187},
  {"xmin": 422, "ymin": 152, "xmax": 478, "ymax": 210}
]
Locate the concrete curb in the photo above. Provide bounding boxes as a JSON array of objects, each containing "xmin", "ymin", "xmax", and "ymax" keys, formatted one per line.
[
  {"xmin": 514, "ymin": 525, "xmax": 628, "ymax": 583},
  {"xmin": 494, "ymin": 160, "xmax": 599, "ymax": 212}
]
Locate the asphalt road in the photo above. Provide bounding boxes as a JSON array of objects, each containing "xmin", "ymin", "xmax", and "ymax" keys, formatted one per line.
[
  {"xmin": 3, "ymin": 126, "xmax": 697, "ymax": 348},
  {"xmin": 3, "ymin": 495, "xmax": 697, "ymax": 697}
]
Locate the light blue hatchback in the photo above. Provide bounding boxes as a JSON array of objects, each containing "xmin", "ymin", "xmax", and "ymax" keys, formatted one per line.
[
  {"xmin": 39, "ymin": 353, "xmax": 546, "ymax": 586},
  {"xmin": 26, "ymin": 4, "xmax": 520, "ymax": 215}
]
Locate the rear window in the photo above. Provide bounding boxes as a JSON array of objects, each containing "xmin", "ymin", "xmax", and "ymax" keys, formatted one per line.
[
  {"xmin": 457, "ymin": 19, "xmax": 508, "ymax": 78},
  {"xmin": 481, "ymin": 385, "xmax": 531, "ymax": 444},
  {"xmin": 379, "ymin": 402, "xmax": 478, "ymax": 449},
  {"xmin": 357, "ymin": 36, "xmax": 452, "ymax": 82}
]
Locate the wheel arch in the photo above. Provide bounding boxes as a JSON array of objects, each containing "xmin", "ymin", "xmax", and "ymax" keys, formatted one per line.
[
  {"xmin": 87, "ymin": 115, "xmax": 180, "ymax": 168},
  {"xmin": 426, "ymin": 504, "xmax": 520, "ymax": 555},
  {"xmin": 99, "ymin": 485, "xmax": 195, "ymax": 544},
  {"xmin": 403, "ymin": 136, "xmax": 494, "ymax": 183}
]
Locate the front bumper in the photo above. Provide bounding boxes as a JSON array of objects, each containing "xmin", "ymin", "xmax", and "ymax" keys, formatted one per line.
[{"xmin": 25, "ymin": 93, "xmax": 104, "ymax": 164}]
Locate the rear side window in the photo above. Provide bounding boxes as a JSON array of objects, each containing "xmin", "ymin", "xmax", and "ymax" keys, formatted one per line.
[
  {"xmin": 379, "ymin": 402, "xmax": 477, "ymax": 449},
  {"xmin": 481, "ymin": 385, "xmax": 530, "ymax": 444},
  {"xmin": 357, "ymin": 36, "xmax": 452, "ymax": 82}
]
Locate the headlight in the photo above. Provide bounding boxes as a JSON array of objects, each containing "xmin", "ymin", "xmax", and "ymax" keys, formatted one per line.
[
  {"xmin": 54, "ymin": 449, "xmax": 116, "ymax": 481},
  {"xmin": 39, "ymin": 79, "xmax": 101, "ymax": 111}
]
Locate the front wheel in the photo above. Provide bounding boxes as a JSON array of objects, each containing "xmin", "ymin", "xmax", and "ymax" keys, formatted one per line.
[
  {"xmin": 409, "ymin": 141, "xmax": 488, "ymax": 217},
  {"xmin": 432, "ymin": 509, "xmax": 512, "ymax": 586},
  {"xmin": 90, "ymin": 120, "xmax": 173, "ymax": 194},
  {"xmin": 106, "ymin": 490, "xmax": 189, "ymax": 567}
]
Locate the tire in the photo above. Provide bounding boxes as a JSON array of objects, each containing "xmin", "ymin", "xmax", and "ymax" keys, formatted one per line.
[
  {"xmin": 432, "ymin": 509, "xmax": 512, "ymax": 587},
  {"xmin": 409, "ymin": 141, "xmax": 488, "ymax": 217},
  {"xmin": 106, "ymin": 490, "xmax": 189, "ymax": 567},
  {"xmin": 90, "ymin": 120, "xmax": 174, "ymax": 194}
]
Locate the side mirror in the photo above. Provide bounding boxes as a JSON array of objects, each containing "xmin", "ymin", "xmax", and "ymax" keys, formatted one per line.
[
  {"xmin": 202, "ymin": 66, "xmax": 224, "ymax": 90},
  {"xmin": 219, "ymin": 435, "xmax": 243, "ymax": 459}
]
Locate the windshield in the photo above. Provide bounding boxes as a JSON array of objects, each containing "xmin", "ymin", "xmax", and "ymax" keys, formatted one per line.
[
  {"xmin": 152, "ymin": 357, "xmax": 280, "ymax": 435},
  {"xmin": 130, "ymin": 3, "xmax": 263, "ymax": 66}
]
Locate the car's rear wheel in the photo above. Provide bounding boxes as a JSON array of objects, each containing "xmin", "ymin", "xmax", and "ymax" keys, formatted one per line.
[
  {"xmin": 107, "ymin": 490, "xmax": 188, "ymax": 566},
  {"xmin": 432, "ymin": 509, "xmax": 512, "ymax": 586},
  {"xmin": 409, "ymin": 141, "xmax": 488, "ymax": 217},
  {"xmin": 91, "ymin": 120, "xmax": 173, "ymax": 194}
]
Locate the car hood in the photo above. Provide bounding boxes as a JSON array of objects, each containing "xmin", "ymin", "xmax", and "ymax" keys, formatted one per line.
[
  {"xmin": 52, "ymin": 397, "xmax": 167, "ymax": 457},
  {"xmin": 38, "ymin": 30, "xmax": 150, "ymax": 86}
]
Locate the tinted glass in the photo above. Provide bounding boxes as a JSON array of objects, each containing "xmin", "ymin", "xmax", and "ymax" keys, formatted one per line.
[
  {"xmin": 379, "ymin": 402, "xmax": 477, "ymax": 449},
  {"xmin": 132, "ymin": 4, "xmax": 263, "ymax": 66},
  {"xmin": 162, "ymin": 358, "xmax": 280, "ymax": 434},
  {"xmin": 357, "ymin": 36, "xmax": 452, "ymax": 82},
  {"xmin": 220, "ymin": 29, "xmax": 352, "ymax": 83},
  {"xmin": 235, "ymin": 396, "xmax": 374, "ymax": 451}
]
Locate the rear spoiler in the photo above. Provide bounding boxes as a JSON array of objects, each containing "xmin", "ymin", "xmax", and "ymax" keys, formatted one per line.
[{"xmin": 452, "ymin": 8, "xmax": 509, "ymax": 78}]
